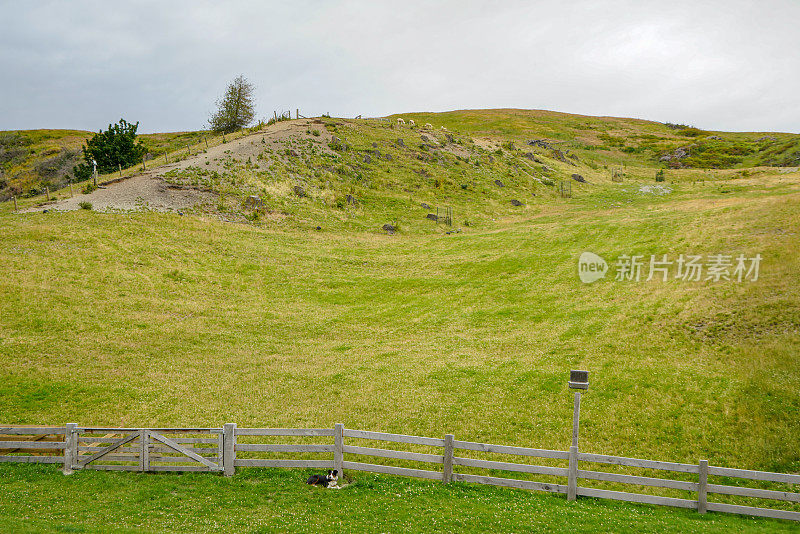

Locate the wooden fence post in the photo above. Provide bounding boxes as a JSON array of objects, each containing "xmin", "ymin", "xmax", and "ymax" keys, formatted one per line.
[
  {"xmin": 140, "ymin": 429, "xmax": 149, "ymax": 472},
  {"xmin": 63, "ymin": 423, "xmax": 77, "ymax": 475},
  {"xmin": 205, "ymin": 137, "xmax": 209, "ymax": 148},
  {"xmin": 443, "ymin": 434, "xmax": 454, "ymax": 483},
  {"xmin": 69, "ymin": 182, "xmax": 73, "ymax": 198},
  {"xmin": 223, "ymin": 423, "xmax": 236, "ymax": 476},
  {"xmin": 45, "ymin": 186, "xmax": 50, "ymax": 201},
  {"xmin": 698, "ymin": 459, "xmax": 708, "ymax": 514},
  {"xmin": 142, "ymin": 156, "xmax": 146, "ymax": 171},
  {"xmin": 13, "ymin": 195, "xmax": 18, "ymax": 211},
  {"xmin": 118, "ymin": 164, "xmax": 122, "ymax": 178},
  {"xmin": 334, "ymin": 423, "xmax": 344, "ymax": 475},
  {"xmin": 567, "ymin": 445, "xmax": 578, "ymax": 501},
  {"xmin": 571, "ymin": 391, "xmax": 582, "ymax": 448}
]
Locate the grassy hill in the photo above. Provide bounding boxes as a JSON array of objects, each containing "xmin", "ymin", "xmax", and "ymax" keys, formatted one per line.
[
  {"xmin": 1, "ymin": 109, "xmax": 799, "ymax": 531},
  {"xmin": 3, "ymin": 110, "xmax": 800, "ymax": 205},
  {"xmin": 394, "ymin": 109, "xmax": 800, "ymax": 169}
]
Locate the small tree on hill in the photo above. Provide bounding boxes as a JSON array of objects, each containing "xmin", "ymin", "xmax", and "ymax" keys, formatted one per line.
[
  {"xmin": 209, "ymin": 75, "xmax": 256, "ymax": 134},
  {"xmin": 73, "ymin": 119, "xmax": 146, "ymax": 181}
]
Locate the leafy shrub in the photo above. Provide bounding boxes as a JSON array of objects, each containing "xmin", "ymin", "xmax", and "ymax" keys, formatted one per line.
[
  {"xmin": 78, "ymin": 201, "xmax": 92, "ymax": 210},
  {"xmin": 655, "ymin": 169, "xmax": 665, "ymax": 182},
  {"xmin": 73, "ymin": 119, "xmax": 146, "ymax": 181},
  {"xmin": 82, "ymin": 182, "xmax": 97, "ymax": 194}
]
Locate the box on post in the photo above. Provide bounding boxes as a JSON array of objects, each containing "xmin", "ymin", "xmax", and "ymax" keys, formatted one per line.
[{"xmin": 569, "ymin": 370, "xmax": 589, "ymax": 390}]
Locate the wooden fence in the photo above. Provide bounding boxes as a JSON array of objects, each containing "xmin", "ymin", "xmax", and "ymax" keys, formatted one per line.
[{"xmin": 2, "ymin": 423, "xmax": 798, "ymax": 522}]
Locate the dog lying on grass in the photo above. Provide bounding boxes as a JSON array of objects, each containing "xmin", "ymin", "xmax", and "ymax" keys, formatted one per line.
[{"xmin": 306, "ymin": 469, "xmax": 339, "ymax": 488}]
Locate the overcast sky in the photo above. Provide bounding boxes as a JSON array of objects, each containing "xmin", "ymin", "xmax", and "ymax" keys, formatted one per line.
[{"xmin": 1, "ymin": 0, "xmax": 798, "ymax": 134}]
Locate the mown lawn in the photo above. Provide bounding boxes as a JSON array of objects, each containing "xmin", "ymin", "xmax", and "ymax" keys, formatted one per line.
[
  {"xmin": 1, "ymin": 465, "xmax": 797, "ymax": 533},
  {"xmin": 2, "ymin": 176, "xmax": 799, "ymax": 467}
]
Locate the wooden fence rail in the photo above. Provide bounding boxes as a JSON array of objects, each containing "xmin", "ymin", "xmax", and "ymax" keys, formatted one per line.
[{"xmin": 1, "ymin": 424, "xmax": 798, "ymax": 522}]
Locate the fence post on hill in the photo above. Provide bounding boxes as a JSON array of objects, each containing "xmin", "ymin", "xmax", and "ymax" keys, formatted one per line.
[
  {"xmin": 698, "ymin": 459, "xmax": 708, "ymax": 514},
  {"xmin": 69, "ymin": 181, "xmax": 73, "ymax": 198},
  {"xmin": 62, "ymin": 423, "xmax": 77, "ymax": 475},
  {"xmin": 334, "ymin": 423, "xmax": 344, "ymax": 475},
  {"xmin": 45, "ymin": 186, "xmax": 50, "ymax": 201},
  {"xmin": 223, "ymin": 423, "xmax": 236, "ymax": 476},
  {"xmin": 443, "ymin": 434, "xmax": 454, "ymax": 483},
  {"xmin": 13, "ymin": 196, "xmax": 18, "ymax": 211}
]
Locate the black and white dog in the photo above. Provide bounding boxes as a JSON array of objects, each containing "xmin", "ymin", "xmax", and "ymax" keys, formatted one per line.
[{"xmin": 306, "ymin": 469, "xmax": 339, "ymax": 488}]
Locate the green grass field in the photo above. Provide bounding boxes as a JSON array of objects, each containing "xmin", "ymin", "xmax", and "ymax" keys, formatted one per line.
[
  {"xmin": 1, "ymin": 465, "xmax": 797, "ymax": 533},
  {"xmin": 1, "ymin": 110, "xmax": 799, "ymax": 531}
]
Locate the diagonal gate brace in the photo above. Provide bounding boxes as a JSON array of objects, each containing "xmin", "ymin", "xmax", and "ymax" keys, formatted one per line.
[
  {"xmin": 149, "ymin": 432, "xmax": 220, "ymax": 470},
  {"xmin": 78, "ymin": 433, "xmax": 139, "ymax": 468}
]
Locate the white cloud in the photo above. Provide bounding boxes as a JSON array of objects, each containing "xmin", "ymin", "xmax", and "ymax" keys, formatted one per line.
[{"xmin": 0, "ymin": 0, "xmax": 797, "ymax": 133}]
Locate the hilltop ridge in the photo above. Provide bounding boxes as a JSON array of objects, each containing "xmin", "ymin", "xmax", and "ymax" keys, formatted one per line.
[{"xmin": 4, "ymin": 109, "xmax": 800, "ymax": 233}]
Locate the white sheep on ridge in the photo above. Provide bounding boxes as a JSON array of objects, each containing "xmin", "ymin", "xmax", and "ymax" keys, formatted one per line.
[
  {"xmin": 440, "ymin": 126, "xmax": 448, "ymax": 131},
  {"xmin": 408, "ymin": 119, "xmax": 416, "ymax": 127},
  {"xmin": 423, "ymin": 123, "xmax": 433, "ymax": 130},
  {"xmin": 397, "ymin": 118, "xmax": 405, "ymax": 125}
]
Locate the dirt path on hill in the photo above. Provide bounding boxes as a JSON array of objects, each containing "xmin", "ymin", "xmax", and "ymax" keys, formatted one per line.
[
  {"xmin": 25, "ymin": 119, "xmax": 327, "ymax": 213},
  {"xmin": 30, "ymin": 172, "xmax": 215, "ymax": 213}
]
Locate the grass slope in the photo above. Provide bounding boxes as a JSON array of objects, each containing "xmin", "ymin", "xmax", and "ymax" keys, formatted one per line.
[
  {"xmin": 1, "ymin": 110, "xmax": 799, "ymax": 529},
  {"xmin": 2, "ymin": 175, "xmax": 799, "ymax": 464}
]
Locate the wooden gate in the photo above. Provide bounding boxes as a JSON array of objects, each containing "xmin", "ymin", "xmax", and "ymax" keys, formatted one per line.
[{"xmin": 72, "ymin": 428, "xmax": 222, "ymax": 472}]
